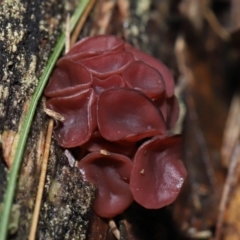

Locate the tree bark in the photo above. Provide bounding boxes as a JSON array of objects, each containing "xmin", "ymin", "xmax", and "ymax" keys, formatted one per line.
[{"xmin": 0, "ymin": 0, "xmax": 95, "ymax": 239}]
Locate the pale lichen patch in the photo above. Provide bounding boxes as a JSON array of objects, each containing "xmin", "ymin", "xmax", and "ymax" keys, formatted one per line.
[
  {"xmin": 0, "ymin": 1, "xmax": 26, "ymax": 52},
  {"xmin": 20, "ymin": 55, "xmax": 38, "ymax": 93},
  {"xmin": 2, "ymin": 130, "xmax": 19, "ymax": 167},
  {"xmin": 0, "ymin": 0, "xmax": 29, "ymax": 130}
]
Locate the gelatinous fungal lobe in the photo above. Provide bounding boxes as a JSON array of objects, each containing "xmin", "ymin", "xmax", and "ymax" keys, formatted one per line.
[
  {"xmin": 123, "ymin": 61, "xmax": 165, "ymax": 99},
  {"xmin": 83, "ymin": 131, "xmax": 136, "ymax": 158},
  {"xmin": 151, "ymin": 96, "xmax": 180, "ymax": 130},
  {"xmin": 79, "ymin": 51, "xmax": 134, "ymax": 78},
  {"xmin": 43, "ymin": 35, "xmax": 186, "ymax": 218},
  {"xmin": 92, "ymin": 75, "xmax": 125, "ymax": 96},
  {"xmin": 154, "ymin": 98, "xmax": 168, "ymax": 122},
  {"xmin": 97, "ymin": 88, "xmax": 166, "ymax": 142},
  {"xmin": 65, "ymin": 35, "xmax": 125, "ymax": 60},
  {"xmin": 130, "ymin": 135, "xmax": 187, "ymax": 209},
  {"xmin": 44, "ymin": 58, "xmax": 92, "ymax": 98},
  {"xmin": 45, "ymin": 88, "xmax": 97, "ymax": 148},
  {"xmin": 78, "ymin": 152, "xmax": 133, "ymax": 218},
  {"xmin": 124, "ymin": 43, "xmax": 175, "ymax": 98}
]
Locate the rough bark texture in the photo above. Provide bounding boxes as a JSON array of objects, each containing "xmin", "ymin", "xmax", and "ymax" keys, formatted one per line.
[
  {"xmin": 37, "ymin": 139, "xmax": 95, "ymax": 240},
  {"xmin": 0, "ymin": 0, "xmax": 95, "ymax": 239}
]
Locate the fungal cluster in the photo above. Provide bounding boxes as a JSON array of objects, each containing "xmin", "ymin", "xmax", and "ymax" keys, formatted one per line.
[{"xmin": 44, "ymin": 35, "xmax": 187, "ymax": 218}]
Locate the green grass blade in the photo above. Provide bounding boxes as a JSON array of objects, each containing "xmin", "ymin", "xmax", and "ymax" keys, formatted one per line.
[{"xmin": 0, "ymin": 0, "xmax": 90, "ymax": 239}]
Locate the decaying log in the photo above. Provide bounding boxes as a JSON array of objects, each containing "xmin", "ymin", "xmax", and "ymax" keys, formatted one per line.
[
  {"xmin": 37, "ymin": 140, "xmax": 95, "ymax": 239},
  {"xmin": 0, "ymin": 0, "xmax": 95, "ymax": 239}
]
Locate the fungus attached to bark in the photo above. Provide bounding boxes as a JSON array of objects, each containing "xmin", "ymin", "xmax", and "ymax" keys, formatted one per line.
[
  {"xmin": 65, "ymin": 35, "xmax": 125, "ymax": 60},
  {"xmin": 83, "ymin": 131, "xmax": 136, "ymax": 158},
  {"xmin": 44, "ymin": 34, "xmax": 187, "ymax": 219},
  {"xmin": 122, "ymin": 61, "xmax": 165, "ymax": 98},
  {"xmin": 79, "ymin": 51, "xmax": 134, "ymax": 78},
  {"xmin": 124, "ymin": 43, "xmax": 175, "ymax": 98},
  {"xmin": 130, "ymin": 135, "xmax": 187, "ymax": 209},
  {"xmin": 78, "ymin": 152, "xmax": 133, "ymax": 218},
  {"xmin": 92, "ymin": 75, "xmax": 125, "ymax": 96},
  {"xmin": 44, "ymin": 58, "xmax": 92, "ymax": 98},
  {"xmin": 97, "ymin": 88, "xmax": 166, "ymax": 142},
  {"xmin": 46, "ymin": 88, "xmax": 96, "ymax": 148}
]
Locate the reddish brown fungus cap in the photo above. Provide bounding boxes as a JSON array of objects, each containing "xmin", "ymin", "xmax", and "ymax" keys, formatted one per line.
[
  {"xmin": 92, "ymin": 75, "xmax": 125, "ymax": 96},
  {"xmin": 154, "ymin": 98, "xmax": 168, "ymax": 122},
  {"xmin": 78, "ymin": 152, "xmax": 133, "ymax": 218},
  {"xmin": 65, "ymin": 35, "xmax": 125, "ymax": 60},
  {"xmin": 46, "ymin": 89, "xmax": 97, "ymax": 148},
  {"xmin": 97, "ymin": 88, "xmax": 166, "ymax": 142},
  {"xmin": 130, "ymin": 135, "xmax": 187, "ymax": 209},
  {"xmin": 83, "ymin": 131, "xmax": 136, "ymax": 158},
  {"xmin": 44, "ymin": 58, "xmax": 92, "ymax": 98},
  {"xmin": 79, "ymin": 51, "xmax": 134, "ymax": 78},
  {"xmin": 123, "ymin": 61, "xmax": 165, "ymax": 98},
  {"xmin": 43, "ymin": 35, "xmax": 186, "ymax": 217},
  {"xmin": 124, "ymin": 43, "xmax": 175, "ymax": 98}
]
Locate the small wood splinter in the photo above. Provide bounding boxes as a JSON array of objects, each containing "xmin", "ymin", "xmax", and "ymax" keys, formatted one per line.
[
  {"xmin": 100, "ymin": 149, "xmax": 111, "ymax": 156},
  {"xmin": 64, "ymin": 149, "xmax": 76, "ymax": 167},
  {"xmin": 44, "ymin": 108, "xmax": 65, "ymax": 122},
  {"xmin": 109, "ymin": 219, "xmax": 120, "ymax": 240}
]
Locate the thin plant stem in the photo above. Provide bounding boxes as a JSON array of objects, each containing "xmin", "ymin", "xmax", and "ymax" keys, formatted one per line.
[{"xmin": 70, "ymin": 0, "xmax": 96, "ymax": 47}]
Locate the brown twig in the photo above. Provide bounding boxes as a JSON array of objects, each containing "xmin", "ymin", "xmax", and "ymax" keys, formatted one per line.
[
  {"xmin": 215, "ymin": 142, "xmax": 240, "ymax": 240},
  {"xmin": 203, "ymin": 7, "xmax": 230, "ymax": 41},
  {"xmin": 221, "ymin": 94, "xmax": 240, "ymax": 167},
  {"xmin": 65, "ymin": 13, "xmax": 70, "ymax": 53},
  {"xmin": 28, "ymin": 119, "xmax": 54, "ymax": 240},
  {"xmin": 117, "ymin": 0, "xmax": 129, "ymax": 20},
  {"xmin": 89, "ymin": 0, "xmax": 117, "ymax": 36},
  {"xmin": 70, "ymin": 0, "xmax": 96, "ymax": 47}
]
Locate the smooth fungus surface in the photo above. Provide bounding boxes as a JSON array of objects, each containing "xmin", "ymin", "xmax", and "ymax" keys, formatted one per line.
[
  {"xmin": 80, "ymin": 52, "xmax": 134, "ymax": 78},
  {"xmin": 46, "ymin": 89, "xmax": 96, "ymax": 148},
  {"xmin": 124, "ymin": 43, "xmax": 175, "ymax": 98},
  {"xmin": 44, "ymin": 58, "xmax": 92, "ymax": 98},
  {"xmin": 97, "ymin": 88, "xmax": 166, "ymax": 142},
  {"xmin": 123, "ymin": 61, "xmax": 165, "ymax": 98},
  {"xmin": 92, "ymin": 75, "xmax": 125, "ymax": 96},
  {"xmin": 130, "ymin": 135, "xmax": 187, "ymax": 209},
  {"xmin": 66, "ymin": 35, "xmax": 125, "ymax": 60},
  {"xmin": 44, "ymin": 35, "xmax": 187, "ymax": 218},
  {"xmin": 79, "ymin": 152, "xmax": 133, "ymax": 218}
]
